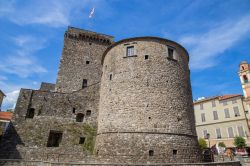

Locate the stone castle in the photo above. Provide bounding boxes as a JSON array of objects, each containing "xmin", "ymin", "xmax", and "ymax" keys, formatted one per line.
[{"xmin": 1, "ymin": 27, "xmax": 239, "ymax": 165}]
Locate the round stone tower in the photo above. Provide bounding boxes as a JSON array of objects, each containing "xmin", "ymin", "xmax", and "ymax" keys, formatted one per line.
[{"xmin": 95, "ymin": 37, "xmax": 201, "ymax": 164}]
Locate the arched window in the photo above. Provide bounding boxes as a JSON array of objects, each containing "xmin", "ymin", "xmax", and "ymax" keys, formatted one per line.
[
  {"xmin": 76, "ymin": 113, "xmax": 84, "ymax": 122},
  {"xmin": 26, "ymin": 108, "xmax": 35, "ymax": 118},
  {"xmin": 243, "ymin": 75, "xmax": 248, "ymax": 83}
]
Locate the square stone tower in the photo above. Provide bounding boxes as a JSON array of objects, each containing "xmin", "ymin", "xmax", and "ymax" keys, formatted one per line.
[{"xmin": 55, "ymin": 27, "xmax": 114, "ymax": 93}]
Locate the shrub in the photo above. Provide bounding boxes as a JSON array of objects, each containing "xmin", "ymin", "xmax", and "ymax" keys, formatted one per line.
[
  {"xmin": 198, "ymin": 138, "xmax": 208, "ymax": 150},
  {"xmin": 234, "ymin": 136, "xmax": 246, "ymax": 148},
  {"xmin": 218, "ymin": 142, "xmax": 226, "ymax": 147}
]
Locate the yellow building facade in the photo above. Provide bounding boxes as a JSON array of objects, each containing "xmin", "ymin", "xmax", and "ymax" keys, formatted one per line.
[
  {"xmin": 194, "ymin": 61, "xmax": 250, "ymax": 148},
  {"xmin": 194, "ymin": 95, "xmax": 250, "ymax": 147}
]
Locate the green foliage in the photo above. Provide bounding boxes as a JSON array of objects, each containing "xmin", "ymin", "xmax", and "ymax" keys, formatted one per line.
[
  {"xmin": 83, "ymin": 124, "xmax": 97, "ymax": 154},
  {"xmin": 218, "ymin": 142, "xmax": 226, "ymax": 147},
  {"xmin": 198, "ymin": 138, "xmax": 208, "ymax": 150},
  {"xmin": 234, "ymin": 136, "xmax": 246, "ymax": 148},
  {"xmin": 66, "ymin": 123, "xmax": 97, "ymax": 154},
  {"xmin": 6, "ymin": 109, "xmax": 14, "ymax": 112}
]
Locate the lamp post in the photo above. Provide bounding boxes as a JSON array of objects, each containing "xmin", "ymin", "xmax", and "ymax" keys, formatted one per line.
[{"xmin": 206, "ymin": 133, "xmax": 210, "ymax": 149}]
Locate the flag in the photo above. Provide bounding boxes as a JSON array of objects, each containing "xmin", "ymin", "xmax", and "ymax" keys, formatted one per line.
[{"xmin": 89, "ymin": 8, "xmax": 95, "ymax": 18}]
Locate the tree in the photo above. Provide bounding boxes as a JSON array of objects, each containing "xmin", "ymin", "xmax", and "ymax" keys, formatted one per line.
[
  {"xmin": 218, "ymin": 142, "xmax": 226, "ymax": 147},
  {"xmin": 6, "ymin": 109, "xmax": 14, "ymax": 112},
  {"xmin": 234, "ymin": 136, "xmax": 246, "ymax": 148},
  {"xmin": 198, "ymin": 138, "xmax": 208, "ymax": 150}
]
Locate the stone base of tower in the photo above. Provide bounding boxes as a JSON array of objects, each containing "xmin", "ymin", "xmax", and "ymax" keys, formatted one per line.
[
  {"xmin": 95, "ymin": 132, "xmax": 202, "ymax": 164},
  {"xmin": 0, "ymin": 159, "xmax": 242, "ymax": 166}
]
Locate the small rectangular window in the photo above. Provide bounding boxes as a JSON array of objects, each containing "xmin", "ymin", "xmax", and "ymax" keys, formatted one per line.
[
  {"xmin": 203, "ymin": 130, "xmax": 208, "ymax": 139},
  {"xmin": 200, "ymin": 103, "xmax": 204, "ymax": 110},
  {"xmin": 212, "ymin": 100, "xmax": 216, "ymax": 107},
  {"xmin": 26, "ymin": 108, "xmax": 35, "ymax": 119},
  {"xmin": 201, "ymin": 113, "xmax": 206, "ymax": 122},
  {"xmin": 232, "ymin": 100, "xmax": 237, "ymax": 104},
  {"xmin": 149, "ymin": 150, "xmax": 154, "ymax": 156},
  {"xmin": 126, "ymin": 46, "xmax": 134, "ymax": 57},
  {"xmin": 223, "ymin": 101, "xmax": 228, "ymax": 106},
  {"xmin": 216, "ymin": 128, "xmax": 221, "ymax": 139},
  {"xmin": 79, "ymin": 137, "xmax": 85, "ymax": 144},
  {"xmin": 86, "ymin": 110, "xmax": 91, "ymax": 116},
  {"xmin": 82, "ymin": 79, "xmax": 87, "ymax": 89},
  {"xmin": 168, "ymin": 47, "xmax": 174, "ymax": 59},
  {"xmin": 228, "ymin": 127, "xmax": 234, "ymax": 138},
  {"xmin": 213, "ymin": 111, "xmax": 218, "ymax": 120},
  {"xmin": 109, "ymin": 74, "xmax": 112, "ymax": 80},
  {"xmin": 224, "ymin": 108, "xmax": 230, "ymax": 118},
  {"xmin": 86, "ymin": 61, "xmax": 90, "ymax": 64},
  {"xmin": 233, "ymin": 106, "xmax": 240, "ymax": 117},
  {"xmin": 145, "ymin": 55, "xmax": 149, "ymax": 60},
  {"xmin": 237, "ymin": 126, "xmax": 245, "ymax": 137},
  {"xmin": 47, "ymin": 131, "xmax": 63, "ymax": 147}
]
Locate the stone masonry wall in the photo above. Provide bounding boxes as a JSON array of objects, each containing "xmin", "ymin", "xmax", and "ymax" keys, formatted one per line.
[
  {"xmin": 96, "ymin": 38, "xmax": 200, "ymax": 163},
  {"xmin": 0, "ymin": 85, "xmax": 100, "ymax": 160},
  {"xmin": 40, "ymin": 82, "xmax": 55, "ymax": 92},
  {"xmin": 55, "ymin": 27, "xmax": 114, "ymax": 93}
]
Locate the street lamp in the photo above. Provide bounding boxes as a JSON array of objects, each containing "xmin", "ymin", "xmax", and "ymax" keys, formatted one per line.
[{"xmin": 206, "ymin": 133, "xmax": 210, "ymax": 149}]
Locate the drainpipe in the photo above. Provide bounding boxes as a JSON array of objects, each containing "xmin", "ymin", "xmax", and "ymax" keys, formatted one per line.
[{"xmin": 241, "ymin": 96, "xmax": 250, "ymax": 140}]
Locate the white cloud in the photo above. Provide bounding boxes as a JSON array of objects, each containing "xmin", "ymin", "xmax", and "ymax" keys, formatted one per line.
[
  {"xmin": 179, "ymin": 14, "xmax": 250, "ymax": 70},
  {"xmin": 0, "ymin": 0, "xmax": 113, "ymax": 28},
  {"xmin": 0, "ymin": 35, "xmax": 47, "ymax": 78},
  {"xmin": 2, "ymin": 90, "xmax": 20, "ymax": 111},
  {"xmin": 0, "ymin": 0, "xmax": 71, "ymax": 27}
]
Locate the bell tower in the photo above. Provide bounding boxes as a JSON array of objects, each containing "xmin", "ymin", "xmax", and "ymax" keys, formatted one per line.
[{"xmin": 239, "ymin": 61, "xmax": 250, "ymax": 101}]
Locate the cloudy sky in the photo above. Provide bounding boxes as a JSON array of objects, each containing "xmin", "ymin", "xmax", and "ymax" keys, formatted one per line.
[{"xmin": 0, "ymin": 0, "xmax": 250, "ymax": 110}]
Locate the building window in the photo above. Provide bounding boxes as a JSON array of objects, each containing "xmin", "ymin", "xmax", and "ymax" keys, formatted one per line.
[
  {"xmin": 232, "ymin": 100, "xmax": 237, "ymax": 104},
  {"xmin": 212, "ymin": 100, "xmax": 216, "ymax": 107},
  {"xmin": 216, "ymin": 128, "xmax": 221, "ymax": 139},
  {"xmin": 26, "ymin": 108, "xmax": 35, "ymax": 119},
  {"xmin": 228, "ymin": 127, "xmax": 234, "ymax": 138},
  {"xmin": 82, "ymin": 79, "xmax": 87, "ymax": 89},
  {"xmin": 243, "ymin": 75, "xmax": 248, "ymax": 83},
  {"xmin": 237, "ymin": 126, "xmax": 245, "ymax": 137},
  {"xmin": 167, "ymin": 47, "xmax": 174, "ymax": 59},
  {"xmin": 213, "ymin": 111, "xmax": 218, "ymax": 120},
  {"xmin": 149, "ymin": 150, "xmax": 154, "ymax": 156},
  {"xmin": 224, "ymin": 108, "xmax": 230, "ymax": 118},
  {"xmin": 200, "ymin": 103, "xmax": 204, "ymax": 110},
  {"xmin": 201, "ymin": 113, "xmax": 206, "ymax": 122},
  {"xmin": 47, "ymin": 131, "xmax": 63, "ymax": 147},
  {"xmin": 203, "ymin": 130, "xmax": 208, "ymax": 139},
  {"xmin": 233, "ymin": 106, "xmax": 240, "ymax": 117},
  {"xmin": 86, "ymin": 61, "xmax": 90, "ymax": 64},
  {"xmin": 126, "ymin": 46, "xmax": 135, "ymax": 57},
  {"xmin": 76, "ymin": 113, "xmax": 84, "ymax": 122},
  {"xmin": 109, "ymin": 74, "xmax": 112, "ymax": 80},
  {"xmin": 145, "ymin": 55, "xmax": 149, "ymax": 60},
  {"xmin": 72, "ymin": 108, "xmax": 76, "ymax": 114},
  {"xmin": 86, "ymin": 110, "xmax": 91, "ymax": 116},
  {"xmin": 79, "ymin": 137, "xmax": 86, "ymax": 144},
  {"xmin": 223, "ymin": 101, "xmax": 228, "ymax": 106},
  {"xmin": 173, "ymin": 150, "xmax": 177, "ymax": 155}
]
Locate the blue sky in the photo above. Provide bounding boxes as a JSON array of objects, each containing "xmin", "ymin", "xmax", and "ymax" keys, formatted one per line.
[{"xmin": 0, "ymin": 0, "xmax": 250, "ymax": 110}]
